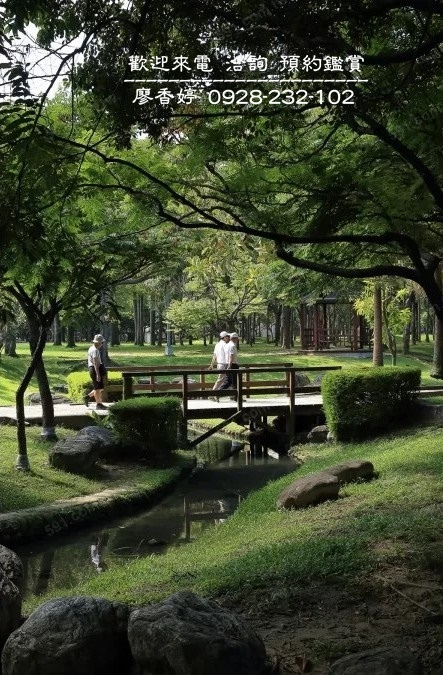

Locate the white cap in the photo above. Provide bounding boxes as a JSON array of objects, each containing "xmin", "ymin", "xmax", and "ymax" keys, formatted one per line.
[
  {"xmin": 219, "ymin": 331, "xmax": 229, "ymax": 338},
  {"xmin": 229, "ymin": 332, "xmax": 239, "ymax": 338},
  {"xmin": 93, "ymin": 334, "xmax": 104, "ymax": 343}
]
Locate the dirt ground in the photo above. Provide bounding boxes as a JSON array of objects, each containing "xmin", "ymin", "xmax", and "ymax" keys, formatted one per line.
[{"xmin": 221, "ymin": 562, "xmax": 443, "ymax": 674}]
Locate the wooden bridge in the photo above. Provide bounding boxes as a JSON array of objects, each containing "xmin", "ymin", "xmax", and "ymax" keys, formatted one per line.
[
  {"xmin": 110, "ymin": 364, "xmax": 342, "ymax": 446},
  {"xmin": 1, "ymin": 365, "xmax": 441, "ymax": 437}
]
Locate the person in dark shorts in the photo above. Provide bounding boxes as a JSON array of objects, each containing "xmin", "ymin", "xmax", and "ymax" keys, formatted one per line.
[
  {"xmin": 85, "ymin": 334, "xmax": 106, "ymax": 409},
  {"xmin": 220, "ymin": 332, "xmax": 240, "ymax": 399}
]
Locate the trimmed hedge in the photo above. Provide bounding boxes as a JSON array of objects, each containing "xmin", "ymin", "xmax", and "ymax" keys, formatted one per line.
[
  {"xmin": 67, "ymin": 372, "xmax": 123, "ymax": 402},
  {"xmin": 322, "ymin": 367, "xmax": 421, "ymax": 441},
  {"xmin": 108, "ymin": 396, "xmax": 181, "ymax": 463}
]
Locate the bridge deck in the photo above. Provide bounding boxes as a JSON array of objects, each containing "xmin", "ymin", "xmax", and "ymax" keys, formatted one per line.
[
  {"xmin": 186, "ymin": 394, "xmax": 323, "ymax": 418},
  {"xmin": 0, "ymin": 394, "xmax": 323, "ymax": 427},
  {"xmin": 1, "ymin": 384, "xmax": 436, "ymax": 427}
]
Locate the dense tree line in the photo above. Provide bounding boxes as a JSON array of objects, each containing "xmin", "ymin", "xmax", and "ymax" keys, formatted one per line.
[{"xmin": 2, "ymin": 1, "xmax": 443, "ymax": 464}]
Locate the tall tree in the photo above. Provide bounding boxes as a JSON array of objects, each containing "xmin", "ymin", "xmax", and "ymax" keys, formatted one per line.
[{"xmin": 5, "ymin": 1, "xmax": 443, "ymax": 361}]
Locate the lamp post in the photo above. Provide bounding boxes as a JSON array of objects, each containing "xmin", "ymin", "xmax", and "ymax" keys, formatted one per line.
[{"xmin": 165, "ymin": 321, "xmax": 174, "ymax": 356}]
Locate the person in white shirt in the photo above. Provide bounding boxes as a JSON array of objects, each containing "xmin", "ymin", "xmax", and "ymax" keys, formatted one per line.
[
  {"xmin": 85, "ymin": 334, "xmax": 106, "ymax": 409},
  {"xmin": 220, "ymin": 332, "xmax": 240, "ymax": 398},
  {"xmin": 210, "ymin": 331, "xmax": 230, "ymax": 396}
]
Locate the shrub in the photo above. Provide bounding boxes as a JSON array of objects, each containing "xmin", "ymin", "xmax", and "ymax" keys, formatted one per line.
[
  {"xmin": 108, "ymin": 396, "xmax": 181, "ymax": 463},
  {"xmin": 322, "ymin": 367, "xmax": 421, "ymax": 441},
  {"xmin": 67, "ymin": 372, "xmax": 123, "ymax": 402}
]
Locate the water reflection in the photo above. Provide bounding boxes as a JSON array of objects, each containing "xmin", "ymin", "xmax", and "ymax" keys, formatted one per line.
[
  {"xmin": 15, "ymin": 436, "xmax": 297, "ymax": 600},
  {"xmin": 90, "ymin": 534, "xmax": 108, "ymax": 573}
]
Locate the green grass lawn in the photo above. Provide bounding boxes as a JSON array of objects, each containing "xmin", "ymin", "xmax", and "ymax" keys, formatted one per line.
[
  {"xmin": 1, "ymin": 339, "xmax": 439, "ymax": 405},
  {"xmin": 26, "ymin": 423, "xmax": 443, "ymax": 612},
  {"xmin": 0, "ymin": 426, "xmax": 190, "ymax": 512}
]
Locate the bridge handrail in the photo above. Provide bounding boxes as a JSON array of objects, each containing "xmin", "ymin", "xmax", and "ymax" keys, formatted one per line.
[
  {"xmin": 107, "ymin": 361, "xmax": 293, "ymax": 373},
  {"xmin": 119, "ymin": 365, "xmax": 341, "ymax": 378}
]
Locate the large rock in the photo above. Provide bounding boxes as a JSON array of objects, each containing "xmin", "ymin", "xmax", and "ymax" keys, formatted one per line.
[
  {"xmin": 50, "ymin": 426, "xmax": 119, "ymax": 471},
  {"xmin": 294, "ymin": 373, "xmax": 310, "ymax": 386},
  {"xmin": 0, "ymin": 546, "xmax": 24, "ymax": 593},
  {"xmin": 329, "ymin": 647, "xmax": 423, "ymax": 674},
  {"xmin": 0, "ymin": 418, "xmax": 17, "ymax": 427},
  {"xmin": 0, "ymin": 567, "xmax": 21, "ymax": 653},
  {"xmin": 325, "ymin": 460, "xmax": 375, "ymax": 484},
  {"xmin": 307, "ymin": 424, "xmax": 329, "ymax": 442},
  {"xmin": 76, "ymin": 426, "xmax": 118, "ymax": 456},
  {"xmin": 277, "ymin": 472, "xmax": 340, "ymax": 509},
  {"xmin": 27, "ymin": 393, "xmax": 70, "ymax": 405},
  {"xmin": 128, "ymin": 591, "xmax": 267, "ymax": 675},
  {"xmin": 49, "ymin": 437, "xmax": 101, "ymax": 473},
  {"xmin": 2, "ymin": 596, "xmax": 132, "ymax": 675}
]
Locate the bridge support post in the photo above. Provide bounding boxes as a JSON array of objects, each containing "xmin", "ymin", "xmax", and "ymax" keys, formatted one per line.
[
  {"xmin": 122, "ymin": 374, "xmax": 133, "ymax": 400},
  {"xmin": 178, "ymin": 412, "xmax": 188, "ymax": 448},
  {"xmin": 287, "ymin": 368, "xmax": 296, "ymax": 441}
]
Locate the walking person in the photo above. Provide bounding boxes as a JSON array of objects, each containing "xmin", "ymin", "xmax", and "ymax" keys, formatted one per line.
[
  {"xmin": 209, "ymin": 331, "xmax": 230, "ymax": 400},
  {"xmin": 85, "ymin": 334, "xmax": 107, "ymax": 409},
  {"xmin": 98, "ymin": 337, "xmax": 109, "ymax": 400},
  {"xmin": 220, "ymin": 332, "xmax": 240, "ymax": 399}
]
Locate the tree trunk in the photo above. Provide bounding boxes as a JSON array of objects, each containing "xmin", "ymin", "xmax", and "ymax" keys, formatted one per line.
[
  {"xmin": 382, "ymin": 291, "xmax": 397, "ymax": 366},
  {"xmin": 403, "ymin": 322, "xmax": 410, "ymax": 356},
  {"xmin": 4, "ymin": 323, "xmax": 17, "ymax": 356},
  {"xmin": 431, "ymin": 267, "xmax": 443, "ymax": 378},
  {"xmin": 290, "ymin": 309, "xmax": 296, "ymax": 348},
  {"xmin": 29, "ymin": 319, "xmax": 57, "ymax": 440},
  {"xmin": 411, "ymin": 293, "xmax": 417, "ymax": 345},
  {"xmin": 416, "ymin": 298, "xmax": 421, "ymax": 342},
  {"xmin": 249, "ymin": 315, "xmax": 253, "ymax": 346},
  {"xmin": 16, "ymin": 327, "xmax": 48, "ymax": 470},
  {"xmin": 431, "ymin": 316, "xmax": 443, "ymax": 378},
  {"xmin": 133, "ymin": 293, "xmax": 144, "ymax": 345},
  {"xmin": 66, "ymin": 325, "xmax": 76, "ymax": 348},
  {"xmin": 281, "ymin": 305, "xmax": 291, "ymax": 349},
  {"xmin": 149, "ymin": 308, "xmax": 156, "ymax": 345},
  {"xmin": 402, "ymin": 290, "xmax": 414, "ymax": 355},
  {"xmin": 425, "ymin": 300, "xmax": 430, "ymax": 342},
  {"xmin": 373, "ymin": 283, "xmax": 384, "ymax": 366},
  {"xmin": 274, "ymin": 304, "xmax": 282, "ymax": 346},
  {"xmin": 110, "ymin": 321, "xmax": 120, "ymax": 346},
  {"xmin": 52, "ymin": 313, "xmax": 62, "ymax": 346},
  {"xmin": 157, "ymin": 310, "xmax": 164, "ymax": 346}
]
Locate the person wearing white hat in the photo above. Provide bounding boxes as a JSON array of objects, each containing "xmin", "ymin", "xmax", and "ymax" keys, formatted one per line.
[
  {"xmin": 220, "ymin": 332, "xmax": 240, "ymax": 398},
  {"xmin": 209, "ymin": 331, "xmax": 230, "ymax": 398},
  {"xmin": 85, "ymin": 334, "xmax": 106, "ymax": 409}
]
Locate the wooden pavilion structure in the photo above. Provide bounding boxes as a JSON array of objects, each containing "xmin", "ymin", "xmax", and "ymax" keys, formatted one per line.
[{"xmin": 299, "ymin": 296, "xmax": 370, "ymax": 351}]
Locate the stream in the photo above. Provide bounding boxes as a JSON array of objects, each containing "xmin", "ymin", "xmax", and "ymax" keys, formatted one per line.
[{"xmin": 15, "ymin": 434, "xmax": 298, "ymax": 601}]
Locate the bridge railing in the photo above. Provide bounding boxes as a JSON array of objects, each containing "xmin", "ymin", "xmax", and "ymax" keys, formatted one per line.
[
  {"xmin": 104, "ymin": 362, "xmax": 293, "ymax": 398},
  {"xmin": 117, "ymin": 365, "xmax": 342, "ymax": 415}
]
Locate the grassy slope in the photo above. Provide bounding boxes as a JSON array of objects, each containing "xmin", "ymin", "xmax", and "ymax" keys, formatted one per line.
[
  {"xmin": 1, "ymin": 340, "xmax": 439, "ymax": 405},
  {"xmin": 0, "ymin": 426, "xmax": 189, "ymax": 512},
  {"xmin": 27, "ymin": 424, "xmax": 443, "ymax": 612}
]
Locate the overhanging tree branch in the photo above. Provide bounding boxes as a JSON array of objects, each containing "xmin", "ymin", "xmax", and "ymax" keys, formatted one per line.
[{"xmin": 274, "ymin": 244, "xmax": 421, "ymax": 282}]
